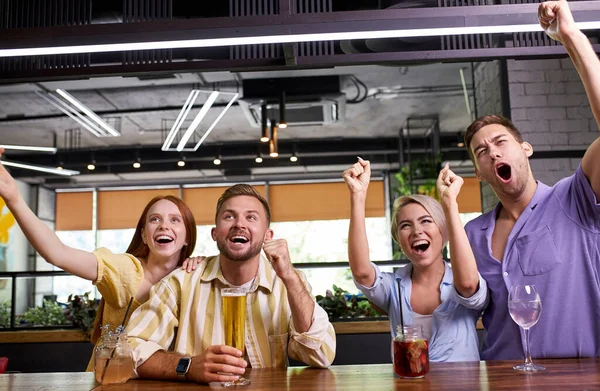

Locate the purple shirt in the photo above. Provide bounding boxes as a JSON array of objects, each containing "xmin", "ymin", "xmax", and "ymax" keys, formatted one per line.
[{"xmin": 466, "ymin": 166, "xmax": 600, "ymax": 360}]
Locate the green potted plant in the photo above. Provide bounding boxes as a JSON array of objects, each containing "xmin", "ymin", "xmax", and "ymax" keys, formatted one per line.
[
  {"xmin": 0, "ymin": 301, "xmax": 10, "ymax": 328},
  {"xmin": 21, "ymin": 299, "xmax": 68, "ymax": 326},
  {"xmin": 65, "ymin": 292, "xmax": 99, "ymax": 336},
  {"xmin": 316, "ymin": 285, "xmax": 386, "ymax": 321}
]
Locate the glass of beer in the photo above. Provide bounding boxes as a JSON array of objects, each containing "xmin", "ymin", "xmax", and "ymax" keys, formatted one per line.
[{"xmin": 221, "ymin": 287, "xmax": 251, "ymax": 387}]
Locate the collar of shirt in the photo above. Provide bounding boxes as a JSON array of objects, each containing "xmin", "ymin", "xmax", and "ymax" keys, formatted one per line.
[
  {"xmin": 479, "ymin": 180, "xmax": 552, "ymax": 230},
  {"xmin": 393, "ymin": 261, "xmax": 454, "ymax": 302},
  {"xmin": 199, "ymin": 254, "xmax": 276, "ymax": 293},
  {"xmin": 394, "ymin": 261, "xmax": 453, "ymax": 284}
]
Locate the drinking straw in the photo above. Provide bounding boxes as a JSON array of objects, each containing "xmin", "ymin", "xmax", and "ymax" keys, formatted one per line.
[
  {"xmin": 100, "ymin": 297, "xmax": 134, "ymax": 384},
  {"xmin": 397, "ymin": 279, "xmax": 404, "ymax": 337}
]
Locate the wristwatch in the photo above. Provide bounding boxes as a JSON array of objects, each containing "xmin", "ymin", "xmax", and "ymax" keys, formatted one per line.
[{"xmin": 176, "ymin": 357, "xmax": 192, "ymax": 379}]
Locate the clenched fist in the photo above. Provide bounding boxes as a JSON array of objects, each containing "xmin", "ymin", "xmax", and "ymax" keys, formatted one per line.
[
  {"xmin": 538, "ymin": 0, "xmax": 577, "ymax": 43},
  {"xmin": 436, "ymin": 162, "xmax": 464, "ymax": 207},
  {"xmin": 342, "ymin": 157, "xmax": 371, "ymax": 194},
  {"xmin": 262, "ymin": 238, "xmax": 293, "ymax": 280}
]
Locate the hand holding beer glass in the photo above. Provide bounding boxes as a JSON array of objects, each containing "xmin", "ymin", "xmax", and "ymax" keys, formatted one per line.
[{"xmin": 222, "ymin": 287, "xmax": 251, "ymax": 387}]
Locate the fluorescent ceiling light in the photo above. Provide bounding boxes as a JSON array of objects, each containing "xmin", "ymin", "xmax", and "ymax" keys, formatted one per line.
[
  {"xmin": 55, "ymin": 89, "xmax": 120, "ymax": 137},
  {"xmin": 36, "ymin": 90, "xmax": 120, "ymax": 137},
  {"xmin": 192, "ymin": 93, "xmax": 239, "ymax": 151},
  {"xmin": 2, "ymin": 21, "xmax": 600, "ymax": 58},
  {"xmin": 163, "ymin": 91, "xmax": 237, "ymax": 152},
  {"xmin": 2, "ymin": 160, "xmax": 80, "ymax": 176},
  {"xmin": 176, "ymin": 91, "xmax": 219, "ymax": 151},
  {"xmin": 161, "ymin": 90, "xmax": 200, "ymax": 151},
  {"xmin": 36, "ymin": 91, "xmax": 105, "ymax": 137},
  {"xmin": 0, "ymin": 145, "xmax": 57, "ymax": 153}
]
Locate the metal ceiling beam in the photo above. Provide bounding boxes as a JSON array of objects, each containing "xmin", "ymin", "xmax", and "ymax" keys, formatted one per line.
[
  {"xmin": 3, "ymin": 137, "xmax": 586, "ymax": 181},
  {"xmin": 2, "ymin": 3, "xmax": 600, "ymax": 82},
  {"xmin": 4, "ymin": 43, "xmax": 598, "ymax": 84},
  {"xmin": 2, "ymin": 3, "xmax": 600, "ymax": 53}
]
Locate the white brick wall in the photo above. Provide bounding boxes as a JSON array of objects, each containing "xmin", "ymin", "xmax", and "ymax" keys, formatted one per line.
[
  {"xmin": 474, "ymin": 60, "xmax": 504, "ymax": 119},
  {"xmin": 508, "ymin": 58, "xmax": 594, "ymax": 186},
  {"xmin": 474, "ymin": 60, "xmax": 504, "ymax": 212}
]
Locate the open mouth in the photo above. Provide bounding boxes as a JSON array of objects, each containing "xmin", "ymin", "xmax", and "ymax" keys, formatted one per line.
[
  {"xmin": 495, "ymin": 163, "xmax": 512, "ymax": 182},
  {"xmin": 155, "ymin": 235, "xmax": 174, "ymax": 244},
  {"xmin": 412, "ymin": 240, "xmax": 430, "ymax": 254},
  {"xmin": 229, "ymin": 235, "xmax": 249, "ymax": 244}
]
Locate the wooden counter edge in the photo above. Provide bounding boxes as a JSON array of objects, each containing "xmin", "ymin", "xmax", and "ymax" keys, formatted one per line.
[
  {"xmin": 0, "ymin": 329, "xmax": 89, "ymax": 344},
  {"xmin": 334, "ymin": 318, "xmax": 484, "ymax": 334},
  {"xmin": 0, "ymin": 319, "xmax": 484, "ymax": 342}
]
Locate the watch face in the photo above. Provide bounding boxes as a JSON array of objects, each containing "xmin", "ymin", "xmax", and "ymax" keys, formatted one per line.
[{"xmin": 176, "ymin": 357, "xmax": 191, "ymax": 374}]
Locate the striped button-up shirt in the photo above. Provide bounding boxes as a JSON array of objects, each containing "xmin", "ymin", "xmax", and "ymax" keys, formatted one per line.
[{"xmin": 127, "ymin": 255, "xmax": 336, "ymax": 372}]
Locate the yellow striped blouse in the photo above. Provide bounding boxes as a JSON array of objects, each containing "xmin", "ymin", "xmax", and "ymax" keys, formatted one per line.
[{"xmin": 126, "ymin": 255, "xmax": 336, "ymax": 372}]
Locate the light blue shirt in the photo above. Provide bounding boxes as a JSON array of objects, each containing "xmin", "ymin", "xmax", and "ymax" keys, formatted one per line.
[{"xmin": 354, "ymin": 261, "xmax": 488, "ymax": 362}]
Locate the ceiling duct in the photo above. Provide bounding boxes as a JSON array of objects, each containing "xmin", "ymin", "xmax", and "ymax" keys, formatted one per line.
[{"xmin": 239, "ymin": 76, "xmax": 346, "ymax": 127}]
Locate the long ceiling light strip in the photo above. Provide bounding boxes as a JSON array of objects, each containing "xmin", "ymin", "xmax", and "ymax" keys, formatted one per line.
[
  {"xmin": 55, "ymin": 89, "xmax": 120, "ymax": 137},
  {"xmin": 161, "ymin": 90, "xmax": 200, "ymax": 151},
  {"xmin": 47, "ymin": 92, "xmax": 108, "ymax": 137},
  {"xmin": 2, "ymin": 160, "xmax": 80, "ymax": 176},
  {"xmin": 176, "ymin": 91, "xmax": 220, "ymax": 152},
  {"xmin": 36, "ymin": 91, "xmax": 106, "ymax": 137},
  {"xmin": 0, "ymin": 145, "xmax": 57, "ymax": 153},
  {"xmin": 193, "ymin": 93, "xmax": 239, "ymax": 150},
  {"xmin": 2, "ymin": 21, "xmax": 600, "ymax": 58}
]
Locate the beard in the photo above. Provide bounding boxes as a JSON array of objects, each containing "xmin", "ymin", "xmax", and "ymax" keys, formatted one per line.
[{"xmin": 216, "ymin": 237, "xmax": 263, "ymax": 262}]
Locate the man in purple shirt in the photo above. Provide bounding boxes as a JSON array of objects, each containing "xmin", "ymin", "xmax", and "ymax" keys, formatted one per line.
[{"xmin": 463, "ymin": 0, "xmax": 600, "ymax": 360}]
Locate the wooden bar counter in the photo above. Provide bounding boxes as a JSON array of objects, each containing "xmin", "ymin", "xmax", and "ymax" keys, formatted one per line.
[{"xmin": 1, "ymin": 358, "xmax": 599, "ymax": 391}]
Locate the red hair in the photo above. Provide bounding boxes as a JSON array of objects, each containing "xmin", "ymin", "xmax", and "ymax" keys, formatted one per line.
[{"xmin": 126, "ymin": 195, "xmax": 196, "ymax": 265}]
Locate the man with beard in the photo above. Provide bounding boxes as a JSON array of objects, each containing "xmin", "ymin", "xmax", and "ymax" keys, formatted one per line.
[
  {"xmin": 126, "ymin": 184, "xmax": 336, "ymax": 384},
  {"xmin": 463, "ymin": 0, "xmax": 600, "ymax": 360}
]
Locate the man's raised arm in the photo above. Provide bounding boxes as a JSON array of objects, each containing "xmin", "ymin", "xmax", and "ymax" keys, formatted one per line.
[{"xmin": 540, "ymin": 0, "xmax": 600, "ymax": 198}]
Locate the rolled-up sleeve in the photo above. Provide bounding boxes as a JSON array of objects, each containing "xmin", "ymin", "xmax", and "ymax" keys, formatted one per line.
[
  {"xmin": 93, "ymin": 248, "xmax": 143, "ymax": 309},
  {"xmin": 451, "ymin": 273, "xmax": 489, "ymax": 311},
  {"xmin": 287, "ymin": 272, "xmax": 336, "ymax": 368},
  {"xmin": 126, "ymin": 279, "xmax": 180, "ymax": 376},
  {"xmin": 353, "ymin": 262, "xmax": 392, "ymax": 310}
]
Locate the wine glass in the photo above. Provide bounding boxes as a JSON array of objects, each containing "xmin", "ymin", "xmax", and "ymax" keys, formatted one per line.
[
  {"xmin": 507, "ymin": 284, "xmax": 545, "ymax": 371},
  {"xmin": 221, "ymin": 287, "xmax": 251, "ymax": 386}
]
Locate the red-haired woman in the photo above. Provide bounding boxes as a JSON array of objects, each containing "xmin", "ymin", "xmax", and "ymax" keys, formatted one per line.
[{"xmin": 0, "ymin": 148, "xmax": 203, "ymax": 370}]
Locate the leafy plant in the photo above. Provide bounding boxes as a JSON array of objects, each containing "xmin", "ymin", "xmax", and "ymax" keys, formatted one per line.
[
  {"xmin": 316, "ymin": 285, "xmax": 386, "ymax": 320},
  {"xmin": 65, "ymin": 292, "xmax": 99, "ymax": 336},
  {"xmin": 392, "ymin": 156, "xmax": 442, "ymax": 259},
  {"xmin": 0, "ymin": 301, "xmax": 10, "ymax": 328},
  {"xmin": 21, "ymin": 299, "xmax": 68, "ymax": 326}
]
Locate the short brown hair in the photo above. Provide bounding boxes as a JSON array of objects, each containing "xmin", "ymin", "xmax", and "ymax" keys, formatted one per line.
[
  {"xmin": 215, "ymin": 184, "xmax": 271, "ymax": 224},
  {"xmin": 126, "ymin": 195, "xmax": 197, "ymax": 265},
  {"xmin": 464, "ymin": 115, "xmax": 523, "ymax": 162}
]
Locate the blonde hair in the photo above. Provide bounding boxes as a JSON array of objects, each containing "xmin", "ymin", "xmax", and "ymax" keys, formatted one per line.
[{"xmin": 390, "ymin": 194, "xmax": 448, "ymax": 247}]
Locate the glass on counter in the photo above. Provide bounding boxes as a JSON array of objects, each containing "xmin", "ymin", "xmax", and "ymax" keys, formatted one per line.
[{"xmin": 393, "ymin": 325, "xmax": 429, "ymax": 379}]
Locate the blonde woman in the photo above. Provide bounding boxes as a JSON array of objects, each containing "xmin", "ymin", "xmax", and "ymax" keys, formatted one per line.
[{"xmin": 343, "ymin": 158, "xmax": 487, "ymax": 361}]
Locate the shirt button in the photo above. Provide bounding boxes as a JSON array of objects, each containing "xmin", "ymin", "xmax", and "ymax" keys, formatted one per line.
[{"xmin": 503, "ymin": 272, "xmax": 508, "ymax": 277}]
